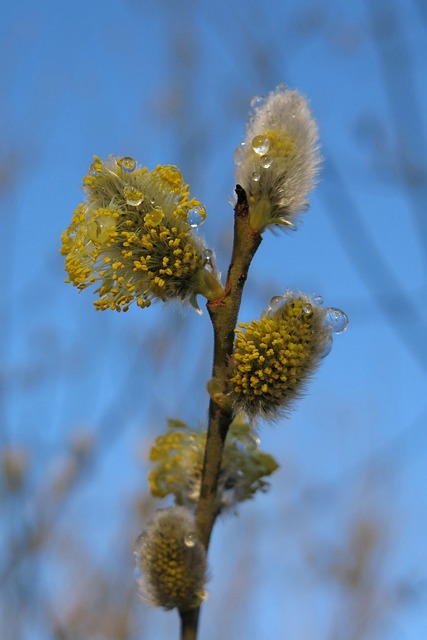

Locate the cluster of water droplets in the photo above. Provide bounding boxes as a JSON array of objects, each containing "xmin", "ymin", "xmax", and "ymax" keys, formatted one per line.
[
  {"xmin": 234, "ymin": 84, "xmax": 296, "ymax": 187},
  {"xmin": 264, "ymin": 293, "xmax": 348, "ymax": 357}
]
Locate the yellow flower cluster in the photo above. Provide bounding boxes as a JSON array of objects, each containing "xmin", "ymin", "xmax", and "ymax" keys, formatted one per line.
[
  {"xmin": 61, "ymin": 156, "xmax": 223, "ymax": 311},
  {"xmin": 149, "ymin": 420, "xmax": 205, "ymax": 504},
  {"xmin": 134, "ymin": 507, "xmax": 207, "ymax": 611},
  {"xmin": 229, "ymin": 293, "xmax": 330, "ymax": 419},
  {"xmin": 148, "ymin": 417, "xmax": 278, "ymax": 510}
]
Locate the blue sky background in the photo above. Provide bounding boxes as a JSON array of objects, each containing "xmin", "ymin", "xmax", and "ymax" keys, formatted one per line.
[{"xmin": 1, "ymin": 0, "xmax": 427, "ymax": 638}]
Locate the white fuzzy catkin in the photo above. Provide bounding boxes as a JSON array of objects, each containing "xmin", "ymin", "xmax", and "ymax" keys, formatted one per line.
[{"xmin": 235, "ymin": 85, "xmax": 320, "ymax": 232}]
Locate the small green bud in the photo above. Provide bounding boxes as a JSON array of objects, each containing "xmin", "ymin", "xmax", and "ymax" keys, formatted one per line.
[{"xmin": 134, "ymin": 507, "xmax": 207, "ymax": 611}]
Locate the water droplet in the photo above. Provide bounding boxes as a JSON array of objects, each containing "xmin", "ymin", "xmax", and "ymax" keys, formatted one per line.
[
  {"xmin": 87, "ymin": 214, "xmax": 116, "ymax": 244},
  {"xmin": 117, "ymin": 156, "xmax": 136, "ymax": 172},
  {"xmin": 275, "ymin": 82, "xmax": 287, "ymax": 94},
  {"xmin": 233, "ymin": 142, "xmax": 246, "ymax": 166},
  {"xmin": 324, "ymin": 308, "xmax": 349, "ymax": 334},
  {"xmin": 260, "ymin": 154, "xmax": 273, "ymax": 169},
  {"xmin": 124, "ymin": 186, "xmax": 144, "ymax": 206},
  {"xmin": 134, "ymin": 532, "xmax": 145, "ymax": 552},
  {"xmin": 202, "ymin": 249, "xmax": 213, "ymax": 266},
  {"xmin": 133, "ymin": 565, "xmax": 142, "ymax": 580},
  {"xmin": 313, "ymin": 295, "xmax": 324, "ymax": 306},
  {"xmin": 188, "ymin": 206, "xmax": 206, "ymax": 228},
  {"xmin": 144, "ymin": 208, "xmax": 164, "ymax": 225},
  {"xmin": 250, "ymin": 95, "xmax": 265, "ymax": 109},
  {"xmin": 89, "ymin": 159, "xmax": 103, "ymax": 175},
  {"xmin": 302, "ymin": 303, "xmax": 313, "ymax": 315},
  {"xmin": 221, "ymin": 472, "xmax": 239, "ymax": 506},
  {"xmin": 252, "ymin": 135, "xmax": 270, "ymax": 155},
  {"xmin": 184, "ymin": 533, "xmax": 196, "ymax": 548},
  {"xmin": 321, "ymin": 335, "xmax": 333, "ymax": 358},
  {"xmin": 268, "ymin": 295, "xmax": 284, "ymax": 313},
  {"xmin": 251, "ymin": 170, "xmax": 261, "ymax": 182}
]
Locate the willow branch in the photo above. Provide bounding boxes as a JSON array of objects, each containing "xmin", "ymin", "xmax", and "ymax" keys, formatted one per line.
[
  {"xmin": 196, "ymin": 185, "xmax": 262, "ymax": 549},
  {"xmin": 179, "ymin": 608, "xmax": 200, "ymax": 640},
  {"xmin": 179, "ymin": 187, "xmax": 261, "ymax": 640}
]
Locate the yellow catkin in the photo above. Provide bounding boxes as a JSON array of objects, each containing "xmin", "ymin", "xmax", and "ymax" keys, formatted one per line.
[
  {"xmin": 60, "ymin": 157, "xmax": 215, "ymax": 311},
  {"xmin": 229, "ymin": 294, "xmax": 330, "ymax": 419},
  {"xmin": 134, "ymin": 507, "xmax": 207, "ymax": 611}
]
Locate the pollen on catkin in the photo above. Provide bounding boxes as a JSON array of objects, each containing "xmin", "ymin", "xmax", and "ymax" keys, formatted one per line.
[
  {"xmin": 148, "ymin": 417, "xmax": 278, "ymax": 511},
  {"xmin": 234, "ymin": 85, "xmax": 320, "ymax": 232},
  {"xmin": 228, "ymin": 292, "xmax": 332, "ymax": 420},
  {"xmin": 134, "ymin": 507, "xmax": 207, "ymax": 611},
  {"xmin": 60, "ymin": 156, "xmax": 223, "ymax": 311}
]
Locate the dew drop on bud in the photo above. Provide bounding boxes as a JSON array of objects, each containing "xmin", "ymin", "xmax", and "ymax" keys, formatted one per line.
[
  {"xmin": 87, "ymin": 215, "xmax": 116, "ymax": 244},
  {"xmin": 124, "ymin": 186, "xmax": 144, "ymax": 206},
  {"xmin": 117, "ymin": 156, "xmax": 136, "ymax": 172},
  {"xmin": 260, "ymin": 154, "xmax": 273, "ymax": 169},
  {"xmin": 268, "ymin": 295, "xmax": 284, "ymax": 313},
  {"xmin": 302, "ymin": 303, "xmax": 313, "ymax": 315},
  {"xmin": 252, "ymin": 135, "xmax": 270, "ymax": 155},
  {"xmin": 89, "ymin": 159, "xmax": 103, "ymax": 175},
  {"xmin": 251, "ymin": 170, "xmax": 261, "ymax": 182},
  {"xmin": 202, "ymin": 249, "xmax": 213, "ymax": 265},
  {"xmin": 184, "ymin": 533, "xmax": 196, "ymax": 548},
  {"xmin": 324, "ymin": 308, "xmax": 348, "ymax": 334},
  {"xmin": 313, "ymin": 295, "xmax": 324, "ymax": 306},
  {"xmin": 321, "ymin": 335, "xmax": 333, "ymax": 358},
  {"xmin": 144, "ymin": 208, "xmax": 164, "ymax": 225},
  {"xmin": 188, "ymin": 206, "xmax": 206, "ymax": 228},
  {"xmin": 250, "ymin": 95, "xmax": 265, "ymax": 110},
  {"xmin": 275, "ymin": 82, "xmax": 287, "ymax": 93},
  {"xmin": 233, "ymin": 142, "xmax": 246, "ymax": 166}
]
